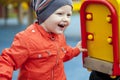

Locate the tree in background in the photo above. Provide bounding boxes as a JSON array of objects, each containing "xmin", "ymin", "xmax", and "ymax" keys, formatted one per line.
[{"xmin": 0, "ymin": 0, "xmax": 34, "ymax": 25}]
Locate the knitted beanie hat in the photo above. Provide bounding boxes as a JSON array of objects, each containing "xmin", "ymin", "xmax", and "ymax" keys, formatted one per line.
[{"xmin": 31, "ymin": 0, "xmax": 72, "ymax": 24}]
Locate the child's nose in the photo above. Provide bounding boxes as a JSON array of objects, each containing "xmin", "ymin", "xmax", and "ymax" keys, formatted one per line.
[{"xmin": 62, "ymin": 16, "xmax": 68, "ymax": 21}]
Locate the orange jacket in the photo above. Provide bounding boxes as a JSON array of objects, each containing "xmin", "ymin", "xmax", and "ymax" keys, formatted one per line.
[{"xmin": 0, "ymin": 23, "xmax": 80, "ymax": 80}]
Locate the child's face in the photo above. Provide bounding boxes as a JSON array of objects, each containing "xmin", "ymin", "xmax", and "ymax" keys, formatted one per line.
[{"xmin": 41, "ymin": 5, "xmax": 72, "ymax": 34}]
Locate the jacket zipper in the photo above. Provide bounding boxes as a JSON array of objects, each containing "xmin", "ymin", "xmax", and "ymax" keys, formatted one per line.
[
  {"xmin": 51, "ymin": 38, "xmax": 60, "ymax": 80},
  {"xmin": 51, "ymin": 67, "xmax": 54, "ymax": 80}
]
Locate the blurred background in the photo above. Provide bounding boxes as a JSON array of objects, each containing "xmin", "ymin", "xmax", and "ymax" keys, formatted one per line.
[{"xmin": 0, "ymin": 0, "xmax": 90, "ymax": 80}]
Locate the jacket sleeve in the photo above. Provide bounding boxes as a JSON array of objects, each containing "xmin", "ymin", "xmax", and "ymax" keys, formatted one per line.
[
  {"xmin": 0, "ymin": 32, "xmax": 29, "ymax": 79},
  {"xmin": 63, "ymin": 45, "xmax": 80, "ymax": 62},
  {"xmin": 60, "ymin": 34, "xmax": 80, "ymax": 62}
]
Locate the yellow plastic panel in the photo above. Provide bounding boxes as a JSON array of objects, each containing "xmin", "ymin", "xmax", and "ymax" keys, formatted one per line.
[
  {"xmin": 86, "ymin": 4, "xmax": 113, "ymax": 62},
  {"xmin": 107, "ymin": 0, "xmax": 120, "ymax": 63}
]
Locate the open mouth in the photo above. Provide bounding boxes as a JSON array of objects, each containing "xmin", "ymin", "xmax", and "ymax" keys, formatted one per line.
[{"xmin": 58, "ymin": 24, "xmax": 65, "ymax": 28}]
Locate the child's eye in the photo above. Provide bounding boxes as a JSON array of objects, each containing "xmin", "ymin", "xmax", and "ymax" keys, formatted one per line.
[
  {"xmin": 56, "ymin": 13, "xmax": 63, "ymax": 15},
  {"xmin": 67, "ymin": 13, "xmax": 72, "ymax": 17}
]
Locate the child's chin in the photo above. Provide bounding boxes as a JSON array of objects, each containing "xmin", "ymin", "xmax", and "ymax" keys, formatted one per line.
[{"xmin": 56, "ymin": 31, "xmax": 63, "ymax": 34}]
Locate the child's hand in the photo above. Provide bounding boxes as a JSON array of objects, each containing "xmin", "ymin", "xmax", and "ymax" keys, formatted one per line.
[{"xmin": 76, "ymin": 41, "xmax": 87, "ymax": 52}]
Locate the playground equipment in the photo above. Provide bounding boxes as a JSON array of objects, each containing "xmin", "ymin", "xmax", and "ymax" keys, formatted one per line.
[
  {"xmin": 73, "ymin": 0, "xmax": 81, "ymax": 11},
  {"xmin": 80, "ymin": 0, "xmax": 120, "ymax": 77}
]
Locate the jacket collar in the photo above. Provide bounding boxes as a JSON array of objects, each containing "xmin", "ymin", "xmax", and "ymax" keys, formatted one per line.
[{"xmin": 34, "ymin": 22, "xmax": 58, "ymax": 41}]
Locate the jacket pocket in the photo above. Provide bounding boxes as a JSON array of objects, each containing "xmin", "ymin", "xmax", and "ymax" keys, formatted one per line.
[{"xmin": 29, "ymin": 50, "xmax": 51, "ymax": 59}]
